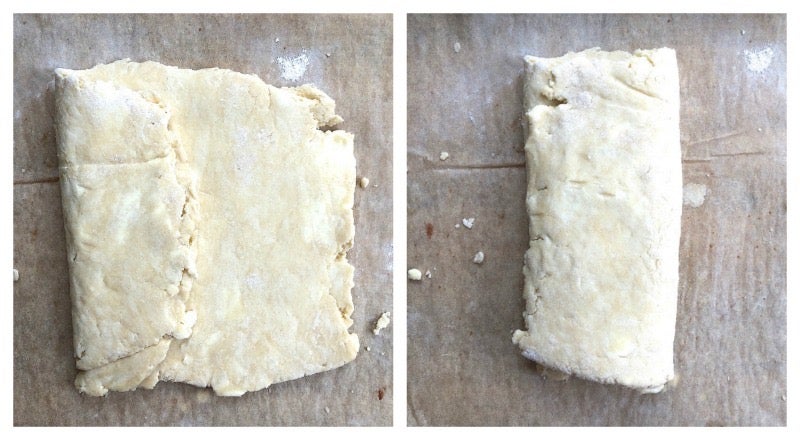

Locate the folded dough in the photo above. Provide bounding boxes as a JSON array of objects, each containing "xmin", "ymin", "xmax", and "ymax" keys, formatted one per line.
[
  {"xmin": 56, "ymin": 60, "xmax": 359, "ymax": 397},
  {"xmin": 512, "ymin": 48, "xmax": 681, "ymax": 393}
]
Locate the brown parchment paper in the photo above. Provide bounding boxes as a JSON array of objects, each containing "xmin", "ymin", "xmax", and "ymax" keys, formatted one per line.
[
  {"xmin": 407, "ymin": 14, "xmax": 786, "ymax": 426},
  {"xmin": 13, "ymin": 13, "xmax": 392, "ymax": 426}
]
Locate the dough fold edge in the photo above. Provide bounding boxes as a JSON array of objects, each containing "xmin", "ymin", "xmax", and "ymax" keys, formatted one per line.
[{"xmin": 55, "ymin": 68, "xmax": 199, "ymax": 394}]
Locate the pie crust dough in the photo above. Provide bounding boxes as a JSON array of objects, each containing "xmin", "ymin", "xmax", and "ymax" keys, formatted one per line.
[
  {"xmin": 56, "ymin": 60, "xmax": 358, "ymax": 396},
  {"xmin": 512, "ymin": 48, "xmax": 681, "ymax": 393}
]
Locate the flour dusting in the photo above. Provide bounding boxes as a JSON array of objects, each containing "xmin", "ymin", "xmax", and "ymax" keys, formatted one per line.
[
  {"xmin": 244, "ymin": 273, "xmax": 265, "ymax": 291},
  {"xmin": 744, "ymin": 47, "xmax": 774, "ymax": 73},
  {"xmin": 278, "ymin": 52, "xmax": 309, "ymax": 82},
  {"xmin": 683, "ymin": 183, "xmax": 708, "ymax": 208},
  {"xmin": 383, "ymin": 242, "xmax": 393, "ymax": 272}
]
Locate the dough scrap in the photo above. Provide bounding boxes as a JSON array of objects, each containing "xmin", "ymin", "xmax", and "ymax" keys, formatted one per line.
[
  {"xmin": 512, "ymin": 48, "xmax": 681, "ymax": 393},
  {"xmin": 56, "ymin": 60, "xmax": 358, "ymax": 396},
  {"xmin": 372, "ymin": 312, "xmax": 391, "ymax": 335}
]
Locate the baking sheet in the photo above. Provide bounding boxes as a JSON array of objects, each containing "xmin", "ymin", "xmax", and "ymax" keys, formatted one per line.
[
  {"xmin": 407, "ymin": 14, "xmax": 786, "ymax": 426},
  {"xmin": 13, "ymin": 13, "xmax": 393, "ymax": 426}
]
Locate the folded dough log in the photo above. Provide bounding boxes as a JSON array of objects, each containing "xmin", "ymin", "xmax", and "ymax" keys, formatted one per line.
[
  {"xmin": 56, "ymin": 60, "xmax": 359, "ymax": 397},
  {"xmin": 512, "ymin": 48, "xmax": 681, "ymax": 393}
]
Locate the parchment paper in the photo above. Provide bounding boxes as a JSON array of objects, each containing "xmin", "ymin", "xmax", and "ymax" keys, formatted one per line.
[
  {"xmin": 407, "ymin": 14, "xmax": 786, "ymax": 426},
  {"xmin": 13, "ymin": 13, "xmax": 393, "ymax": 426}
]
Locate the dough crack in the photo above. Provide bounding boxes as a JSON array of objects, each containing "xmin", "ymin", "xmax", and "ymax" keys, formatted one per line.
[
  {"xmin": 100, "ymin": 337, "xmax": 171, "ymax": 366},
  {"xmin": 633, "ymin": 51, "xmax": 656, "ymax": 67},
  {"xmin": 612, "ymin": 73, "xmax": 664, "ymax": 101},
  {"xmin": 529, "ymin": 289, "xmax": 542, "ymax": 316},
  {"xmin": 336, "ymin": 239, "xmax": 353, "ymax": 260},
  {"xmin": 539, "ymin": 93, "xmax": 568, "ymax": 107},
  {"xmin": 539, "ymin": 71, "xmax": 568, "ymax": 107},
  {"xmin": 63, "ymin": 154, "xmax": 173, "ymax": 168},
  {"xmin": 77, "ymin": 329, "xmax": 168, "ymax": 373}
]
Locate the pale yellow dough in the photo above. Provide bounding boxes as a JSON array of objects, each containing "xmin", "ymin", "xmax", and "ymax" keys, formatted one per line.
[
  {"xmin": 56, "ymin": 60, "xmax": 358, "ymax": 397},
  {"xmin": 512, "ymin": 48, "xmax": 681, "ymax": 393}
]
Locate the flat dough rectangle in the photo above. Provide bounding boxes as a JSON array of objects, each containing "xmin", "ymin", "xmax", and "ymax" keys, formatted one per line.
[
  {"xmin": 512, "ymin": 48, "xmax": 681, "ymax": 392},
  {"xmin": 56, "ymin": 60, "xmax": 359, "ymax": 396}
]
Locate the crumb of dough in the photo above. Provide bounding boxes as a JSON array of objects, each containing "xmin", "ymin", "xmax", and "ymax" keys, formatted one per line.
[
  {"xmin": 365, "ymin": 346, "xmax": 371, "ymax": 352},
  {"xmin": 425, "ymin": 270, "xmax": 432, "ymax": 279},
  {"xmin": 462, "ymin": 218, "xmax": 475, "ymax": 229},
  {"xmin": 439, "ymin": 151, "xmax": 449, "ymax": 161},
  {"xmin": 373, "ymin": 312, "xmax": 391, "ymax": 335},
  {"xmin": 454, "ymin": 42, "xmax": 461, "ymax": 53},
  {"xmin": 275, "ymin": 37, "xmax": 280, "ymax": 42},
  {"xmin": 454, "ymin": 224, "xmax": 460, "ymax": 229},
  {"xmin": 407, "ymin": 268, "xmax": 423, "ymax": 280},
  {"xmin": 13, "ymin": 268, "xmax": 19, "ymax": 282},
  {"xmin": 324, "ymin": 406, "xmax": 330, "ymax": 414},
  {"xmin": 325, "ymin": 53, "xmax": 331, "ymax": 58},
  {"xmin": 359, "ymin": 177, "xmax": 370, "ymax": 188},
  {"xmin": 472, "ymin": 251, "xmax": 484, "ymax": 264}
]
